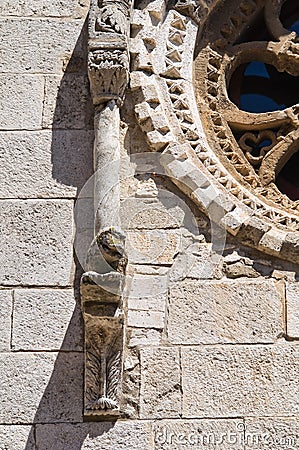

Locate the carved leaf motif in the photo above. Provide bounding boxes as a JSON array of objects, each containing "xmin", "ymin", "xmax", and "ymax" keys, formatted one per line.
[
  {"xmin": 86, "ymin": 345, "xmax": 102, "ymax": 404},
  {"xmin": 106, "ymin": 348, "xmax": 121, "ymax": 401}
]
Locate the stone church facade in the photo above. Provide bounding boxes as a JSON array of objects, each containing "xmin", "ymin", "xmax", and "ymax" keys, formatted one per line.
[{"xmin": 1, "ymin": 0, "xmax": 299, "ymax": 448}]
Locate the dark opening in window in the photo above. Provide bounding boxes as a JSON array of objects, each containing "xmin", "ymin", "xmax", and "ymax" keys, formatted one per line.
[
  {"xmin": 229, "ymin": 61, "xmax": 299, "ymax": 113},
  {"xmin": 276, "ymin": 152, "xmax": 299, "ymax": 201},
  {"xmin": 280, "ymin": 0, "xmax": 299, "ymax": 36}
]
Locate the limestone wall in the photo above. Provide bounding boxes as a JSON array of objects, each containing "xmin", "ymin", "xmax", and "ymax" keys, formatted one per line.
[{"xmin": 1, "ymin": 1, "xmax": 299, "ymax": 449}]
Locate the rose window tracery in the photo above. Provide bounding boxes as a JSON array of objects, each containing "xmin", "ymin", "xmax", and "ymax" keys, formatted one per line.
[
  {"xmin": 194, "ymin": 0, "xmax": 299, "ymax": 204},
  {"xmin": 129, "ymin": 0, "xmax": 299, "ymax": 262}
]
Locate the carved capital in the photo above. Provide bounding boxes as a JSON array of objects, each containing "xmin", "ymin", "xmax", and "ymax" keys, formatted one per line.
[
  {"xmin": 88, "ymin": 0, "xmax": 132, "ymax": 106},
  {"xmin": 88, "ymin": 49, "xmax": 129, "ymax": 106}
]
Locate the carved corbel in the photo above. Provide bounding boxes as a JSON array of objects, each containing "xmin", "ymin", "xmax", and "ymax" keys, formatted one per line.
[{"xmin": 81, "ymin": 0, "xmax": 132, "ymax": 420}]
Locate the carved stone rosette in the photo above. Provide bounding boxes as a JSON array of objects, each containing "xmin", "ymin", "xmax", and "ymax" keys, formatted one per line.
[{"xmin": 81, "ymin": 0, "xmax": 131, "ymax": 420}]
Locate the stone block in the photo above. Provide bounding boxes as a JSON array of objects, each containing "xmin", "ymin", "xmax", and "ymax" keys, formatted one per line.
[
  {"xmin": 168, "ymin": 280, "xmax": 283, "ymax": 344},
  {"xmin": 120, "ymin": 197, "xmax": 185, "ymax": 230},
  {"xmin": 43, "ymin": 74, "xmax": 93, "ymax": 129},
  {"xmin": 128, "ymin": 328, "xmax": 162, "ymax": 347},
  {"xmin": 0, "ymin": 352, "xmax": 83, "ymax": 423},
  {"xmin": 127, "ymin": 229, "xmax": 181, "ymax": 264},
  {"xmin": 192, "ymin": 183, "xmax": 218, "ymax": 209},
  {"xmin": 127, "ymin": 273, "xmax": 167, "ymax": 311},
  {"xmin": 244, "ymin": 417, "xmax": 299, "ymax": 449},
  {"xmin": 187, "ymin": 244, "xmax": 223, "ymax": 279},
  {"xmin": 0, "ymin": 0, "xmax": 88, "ymax": 17},
  {"xmin": 0, "ymin": 75, "xmax": 43, "ymax": 129},
  {"xmin": 36, "ymin": 421, "xmax": 152, "ymax": 450},
  {"xmin": 286, "ymin": 282, "xmax": 299, "ymax": 339},
  {"xmin": 0, "ymin": 19, "xmax": 86, "ymax": 74},
  {"xmin": 128, "ymin": 310, "xmax": 164, "ymax": 329},
  {"xmin": 140, "ymin": 347, "xmax": 181, "ymax": 418},
  {"xmin": 0, "ymin": 131, "xmax": 93, "ymax": 198},
  {"xmin": 12, "ymin": 289, "xmax": 82, "ymax": 351},
  {"xmin": 152, "ymin": 419, "xmax": 244, "ymax": 449},
  {"xmin": 281, "ymin": 232, "xmax": 299, "ymax": 264},
  {"xmin": 258, "ymin": 228, "xmax": 287, "ymax": 255},
  {"xmin": 182, "ymin": 344, "xmax": 299, "ymax": 418},
  {"xmin": 0, "ymin": 200, "xmax": 74, "ymax": 286},
  {"xmin": 0, "ymin": 425, "xmax": 35, "ymax": 450},
  {"xmin": 0, "ymin": 290, "xmax": 12, "ymax": 351},
  {"xmin": 221, "ymin": 207, "xmax": 252, "ymax": 236}
]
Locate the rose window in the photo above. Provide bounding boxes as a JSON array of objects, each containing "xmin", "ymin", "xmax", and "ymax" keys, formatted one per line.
[{"xmin": 194, "ymin": 0, "xmax": 299, "ymax": 205}]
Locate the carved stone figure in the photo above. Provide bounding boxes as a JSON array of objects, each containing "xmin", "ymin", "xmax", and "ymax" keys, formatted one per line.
[{"xmin": 95, "ymin": 0, "xmax": 131, "ymax": 35}]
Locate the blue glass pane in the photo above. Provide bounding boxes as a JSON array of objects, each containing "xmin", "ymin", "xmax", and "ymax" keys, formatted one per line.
[
  {"xmin": 229, "ymin": 59, "xmax": 298, "ymax": 113},
  {"xmin": 240, "ymin": 94, "xmax": 286, "ymax": 113},
  {"xmin": 244, "ymin": 62, "xmax": 270, "ymax": 78}
]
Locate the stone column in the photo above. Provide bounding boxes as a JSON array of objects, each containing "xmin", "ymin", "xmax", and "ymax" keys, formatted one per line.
[{"xmin": 80, "ymin": 0, "xmax": 131, "ymax": 420}]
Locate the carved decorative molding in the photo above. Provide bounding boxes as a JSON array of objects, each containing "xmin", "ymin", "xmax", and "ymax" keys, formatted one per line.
[
  {"xmin": 88, "ymin": 0, "xmax": 131, "ymax": 106},
  {"xmin": 130, "ymin": 0, "xmax": 299, "ymax": 263},
  {"xmin": 88, "ymin": 48, "xmax": 129, "ymax": 106}
]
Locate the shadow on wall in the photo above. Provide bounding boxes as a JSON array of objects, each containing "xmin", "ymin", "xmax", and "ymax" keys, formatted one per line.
[{"xmin": 23, "ymin": 19, "xmax": 116, "ymax": 449}]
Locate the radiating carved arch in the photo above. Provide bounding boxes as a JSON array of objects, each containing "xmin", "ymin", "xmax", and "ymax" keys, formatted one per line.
[{"xmin": 130, "ymin": 0, "xmax": 299, "ymax": 263}]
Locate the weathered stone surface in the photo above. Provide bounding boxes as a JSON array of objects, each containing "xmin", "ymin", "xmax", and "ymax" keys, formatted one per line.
[
  {"xmin": 127, "ymin": 274, "xmax": 167, "ymax": 311},
  {"xmin": 0, "ymin": 19, "xmax": 86, "ymax": 74},
  {"xmin": 0, "ymin": 75, "xmax": 43, "ymax": 129},
  {"xmin": 244, "ymin": 417, "xmax": 299, "ymax": 449},
  {"xmin": 36, "ymin": 421, "xmax": 152, "ymax": 450},
  {"xmin": 0, "ymin": 0, "xmax": 88, "ymax": 17},
  {"xmin": 224, "ymin": 261, "xmax": 259, "ymax": 279},
  {"xmin": 12, "ymin": 289, "xmax": 82, "ymax": 351},
  {"xmin": 120, "ymin": 197, "xmax": 185, "ymax": 230},
  {"xmin": 128, "ymin": 328, "xmax": 162, "ymax": 347},
  {"xmin": 286, "ymin": 283, "xmax": 299, "ymax": 339},
  {"xmin": 43, "ymin": 75, "xmax": 93, "ymax": 129},
  {"xmin": 152, "ymin": 419, "xmax": 244, "ymax": 449},
  {"xmin": 0, "ymin": 131, "xmax": 93, "ymax": 198},
  {"xmin": 168, "ymin": 280, "xmax": 283, "ymax": 344},
  {"xmin": 140, "ymin": 347, "xmax": 181, "ymax": 418},
  {"xmin": 0, "ymin": 352, "xmax": 83, "ymax": 423},
  {"xmin": 127, "ymin": 230, "xmax": 181, "ymax": 264},
  {"xmin": 0, "ymin": 200, "xmax": 74, "ymax": 286},
  {"xmin": 221, "ymin": 207, "xmax": 252, "ymax": 236},
  {"xmin": 259, "ymin": 229, "xmax": 287, "ymax": 256},
  {"xmin": 182, "ymin": 344, "xmax": 299, "ymax": 418},
  {"xmin": 0, "ymin": 290, "xmax": 12, "ymax": 351},
  {"xmin": 0, "ymin": 425, "xmax": 35, "ymax": 450},
  {"xmin": 175, "ymin": 244, "xmax": 223, "ymax": 280}
]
